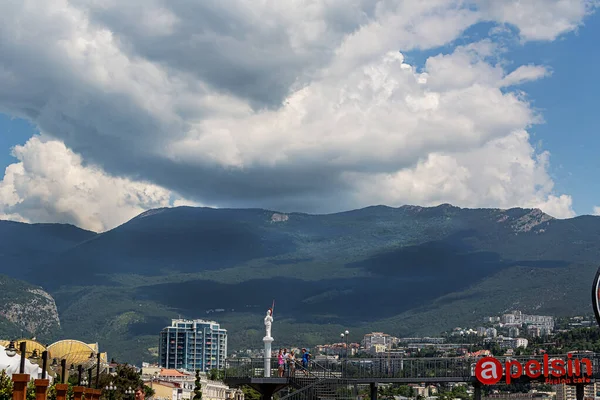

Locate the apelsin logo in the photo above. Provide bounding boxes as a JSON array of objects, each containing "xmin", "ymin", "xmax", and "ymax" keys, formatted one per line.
[{"xmin": 475, "ymin": 355, "xmax": 592, "ymax": 385}]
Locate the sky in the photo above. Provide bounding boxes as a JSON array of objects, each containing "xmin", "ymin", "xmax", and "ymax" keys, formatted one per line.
[{"xmin": 0, "ymin": 0, "xmax": 599, "ymax": 232}]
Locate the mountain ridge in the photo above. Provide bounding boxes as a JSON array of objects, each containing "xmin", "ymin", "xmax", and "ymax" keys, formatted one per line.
[
  {"xmin": 0, "ymin": 203, "xmax": 597, "ymax": 363},
  {"xmin": 2, "ymin": 203, "xmax": 562, "ymax": 234}
]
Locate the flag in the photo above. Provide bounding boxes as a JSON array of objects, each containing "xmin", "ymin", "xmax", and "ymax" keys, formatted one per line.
[{"xmin": 271, "ymin": 299, "xmax": 275, "ymax": 317}]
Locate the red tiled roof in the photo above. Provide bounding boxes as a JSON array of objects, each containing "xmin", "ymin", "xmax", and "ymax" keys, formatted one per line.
[
  {"xmin": 159, "ymin": 368, "xmax": 188, "ymax": 377},
  {"xmin": 144, "ymin": 380, "xmax": 180, "ymax": 388}
]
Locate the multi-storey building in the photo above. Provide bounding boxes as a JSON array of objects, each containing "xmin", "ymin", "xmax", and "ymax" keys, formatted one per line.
[
  {"xmin": 159, "ymin": 319, "xmax": 227, "ymax": 372},
  {"xmin": 362, "ymin": 332, "xmax": 399, "ymax": 350},
  {"xmin": 486, "ymin": 328, "xmax": 498, "ymax": 338},
  {"xmin": 554, "ymin": 382, "xmax": 599, "ymax": 400},
  {"xmin": 140, "ymin": 368, "xmax": 243, "ymax": 400},
  {"xmin": 508, "ymin": 327, "xmax": 520, "ymax": 337},
  {"xmin": 399, "ymin": 337, "xmax": 445, "ymax": 345},
  {"xmin": 528, "ymin": 325, "xmax": 541, "ymax": 337},
  {"xmin": 501, "ymin": 311, "xmax": 554, "ymax": 331},
  {"xmin": 314, "ymin": 343, "xmax": 359, "ymax": 356}
]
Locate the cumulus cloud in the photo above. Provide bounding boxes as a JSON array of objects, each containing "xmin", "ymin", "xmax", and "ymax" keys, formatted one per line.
[
  {"xmin": 0, "ymin": 136, "xmax": 172, "ymax": 232},
  {"xmin": 0, "ymin": 0, "xmax": 595, "ymax": 228},
  {"xmin": 500, "ymin": 65, "xmax": 552, "ymax": 87},
  {"xmin": 480, "ymin": 0, "xmax": 598, "ymax": 41},
  {"xmin": 350, "ymin": 130, "xmax": 576, "ymax": 219}
]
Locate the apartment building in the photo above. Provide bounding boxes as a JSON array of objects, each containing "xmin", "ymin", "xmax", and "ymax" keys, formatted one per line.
[
  {"xmin": 554, "ymin": 382, "xmax": 599, "ymax": 400},
  {"xmin": 159, "ymin": 319, "xmax": 227, "ymax": 372},
  {"xmin": 362, "ymin": 332, "xmax": 398, "ymax": 351},
  {"xmin": 501, "ymin": 311, "xmax": 554, "ymax": 331},
  {"xmin": 483, "ymin": 336, "xmax": 529, "ymax": 349}
]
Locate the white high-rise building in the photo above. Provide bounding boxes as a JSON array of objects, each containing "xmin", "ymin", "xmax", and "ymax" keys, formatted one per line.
[{"xmin": 159, "ymin": 319, "xmax": 227, "ymax": 372}]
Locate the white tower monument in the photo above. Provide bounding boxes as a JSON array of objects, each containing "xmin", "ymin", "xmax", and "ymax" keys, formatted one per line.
[{"xmin": 263, "ymin": 308, "xmax": 274, "ymax": 377}]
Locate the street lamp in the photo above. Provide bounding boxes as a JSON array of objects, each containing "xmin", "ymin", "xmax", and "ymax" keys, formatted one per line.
[
  {"xmin": 61, "ymin": 360, "xmax": 67, "ymax": 383},
  {"xmin": 340, "ymin": 331, "xmax": 350, "ymax": 358},
  {"xmin": 344, "ymin": 330, "xmax": 350, "ymax": 359},
  {"xmin": 51, "ymin": 359, "xmax": 58, "ymax": 369},
  {"xmin": 30, "ymin": 350, "xmax": 49, "ymax": 379},
  {"xmin": 41, "ymin": 351, "xmax": 48, "ymax": 379},
  {"xmin": 125, "ymin": 387, "xmax": 134, "ymax": 399},
  {"xmin": 18, "ymin": 341, "xmax": 27, "ymax": 373},
  {"xmin": 5, "ymin": 341, "xmax": 16, "ymax": 357},
  {"xmin": 89, "ymin": 351, "xmax": 102, "ymax": 388},
  {"xmin": 82, "ymin": 376, "xmax": 88, "ymax": 387},
  {"xmin": 340, "ymin": 330, "xmax": 349, "ymax": 377},
  {"xmin": 51, "ymin": 358, "xmax": 67, "ymax": 383},
  {"xmin": 70, "ymin": 364, "xmax": 83, "ymax": 386},
  {"xmin": 78, "ymin": 365, "xmax": 83, "ymax": 386},
  {"xmin": 340, "ymin": 333, "xmax": 345, "ymax": 377},
  {"xmin": 105, "ymin": 382, "xmax": 116, "ymax": 400},
  {"xmin": 87, "ymin": 368, "xmax": 93, "ymax": 388}
]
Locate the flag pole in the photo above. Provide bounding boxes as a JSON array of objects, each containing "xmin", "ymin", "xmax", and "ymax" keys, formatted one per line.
[{"xmin": 271, "ymin": 299, "xmax": 275, "ymax": 317}]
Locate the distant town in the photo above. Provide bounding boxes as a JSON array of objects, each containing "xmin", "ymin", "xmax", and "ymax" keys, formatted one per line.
[
  {"xmin": 142, "ymin": 310, "xmax": 599, "ymax": 400},
  {"xmin": 1, "ymin": 310, "xmax": 596, "ymax": 400}
]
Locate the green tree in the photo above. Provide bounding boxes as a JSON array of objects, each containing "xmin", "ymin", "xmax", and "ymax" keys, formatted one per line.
[
  {"xmin": 26, "ymin": 381, "xmax": 35, "ymax": 400},
  {"xmin": 436, "ymin": 385, "xmax": 465, "ymax": 400},
  {"xmin": 241, "ymin": 386, "xmax": 261, "ymax": 400},
  {"xmin": 96, "ymin": 364, "xmax": 154, "ymax": 400},
  {"xmin": 449, "ymin": 385, "xmax": 471, "ymax": 400},
  {"xmin": 192, "ymin": 370, "xmax": 202, "ymax": 400},
  {"xmin": 47, "ymin": 382, "xmax": 74, "ymax": 400},
  {"xmin": 396, "ymin": 385, "xmax": 415, "ymax": 398},
  {"xmin": 0, "ymin": 370, "xmax": 13, "ymax": 400},
  {"xmin": 208, "ymin": 369, "xmax": 223, "ymax": 381}
]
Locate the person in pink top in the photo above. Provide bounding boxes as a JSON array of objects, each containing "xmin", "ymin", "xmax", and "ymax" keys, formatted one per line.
[{"xmin": 277, "ymin": 349, "xmax": 284, "ymax": 377}]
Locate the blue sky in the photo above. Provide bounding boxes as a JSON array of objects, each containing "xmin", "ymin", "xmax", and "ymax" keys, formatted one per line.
[
  {"xmin": 402, "ymin": 17, "xmax": 600, "ymax": 216},
  {"xmin": 0, "ymin": 114, "xmax": 34, "ymax": 170},
  {"xmin": 0, "ymin": 1, "xmax": 598, "ymax": 230},
  {"xmin": 504, "ymin": 17, "xmax": 600, "ymax": 215}
]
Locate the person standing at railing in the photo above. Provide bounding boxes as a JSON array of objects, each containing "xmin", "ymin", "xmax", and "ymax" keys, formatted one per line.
[
  {"xmin": 282, "ymin": 348, "xmax": 290, "ymax": 377},
  {"xmin": 288, "ymin": 350, "xmax": 296, "ymax": 377},
  {"xmin": 301, "ymin": 348, "xmax": 311, "ymax": 377},
  {"xmin": 277, "ymin": 349, "xmax": 285, "ymax": 377}
]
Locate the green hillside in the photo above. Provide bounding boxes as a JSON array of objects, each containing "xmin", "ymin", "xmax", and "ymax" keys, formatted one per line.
[{"xmin": 1, "ymin": 204, "xmax": 599, "ymax": 363}]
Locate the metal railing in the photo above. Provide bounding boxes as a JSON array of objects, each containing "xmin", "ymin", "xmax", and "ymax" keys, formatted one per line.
[
  {"xmin": 280, "ymin": 378, "xmax": 354, "ymax": 400},
  {"xmin": 224, "ymin": 353, "xmax": 600, "ymax": 382},
  {"xmin": 280, "ymin": 360, "xmax": 352, "ymax": 400}
]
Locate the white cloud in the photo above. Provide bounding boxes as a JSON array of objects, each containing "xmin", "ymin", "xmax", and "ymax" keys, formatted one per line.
[
  {"xmin": 0, "ymin": 136, "xmax": 173, "ymax": 232},
  {"xmin": 348, "ymin": 130, "xmax": 576, "ymax": 218},
  {"xmin": 0, "ymin": 0, "xmax": 595, "ymax": 228},
  {"xmin": 480, "ymin": 0, "xmax": 598, "ymax": 41},
  {"xmin": 500, "ymin": 65, "xmax": 552, "ymax": 87},
  {"xmin": 172, "ymin": 198, "xmax": 204, "ymax": 208},
  {"xmin": 593, "ymin": 206, "xmax": 600, "ymax": 216},
  {"xmin": 176, "ymin": 47, "xmax": 537, "ymax": 171}
]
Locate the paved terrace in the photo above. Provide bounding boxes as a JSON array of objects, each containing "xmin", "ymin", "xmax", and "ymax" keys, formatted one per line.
[{"xmin": 224, "ymin": 354, "xmax": 600, "ymax": 399}]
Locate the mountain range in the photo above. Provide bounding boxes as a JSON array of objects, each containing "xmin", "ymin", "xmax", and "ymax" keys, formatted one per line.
[{"xmin": 0, "ymin": 204, "xmax": 599, "ymax": 363}]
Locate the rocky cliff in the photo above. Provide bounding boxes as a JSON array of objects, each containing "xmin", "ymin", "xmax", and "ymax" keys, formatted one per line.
[{"xmin": 0, "ymin": 275, "xmax": 60, "ymax": 336}]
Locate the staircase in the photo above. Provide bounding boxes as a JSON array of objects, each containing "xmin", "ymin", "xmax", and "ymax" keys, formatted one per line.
[{"xmin": 279, "ymin": 361, "xmax": 354, "ymax": 400}]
